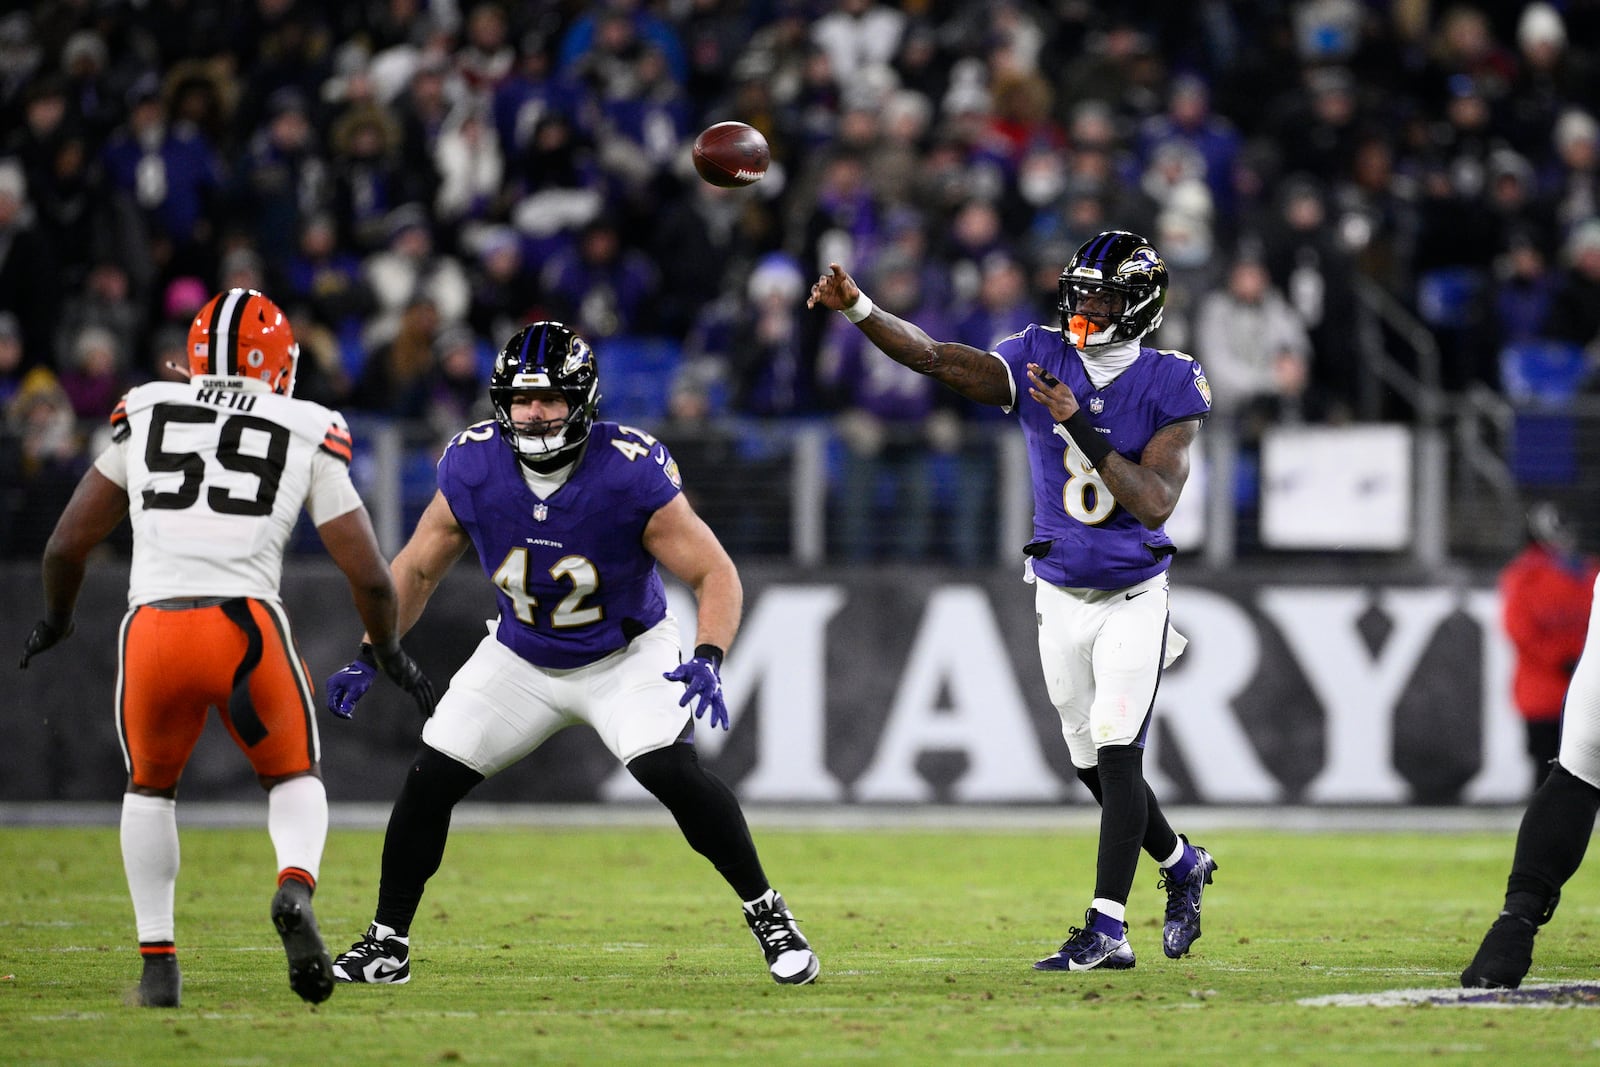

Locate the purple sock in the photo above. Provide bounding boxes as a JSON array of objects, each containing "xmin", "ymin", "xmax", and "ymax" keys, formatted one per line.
[
  {"xmin": 1166, "ymin": 841, "xmax": 1198, "ymax": 882},
  {"xmin": 1090, "ymin": 910, "xmax": 1126, "ymax": 939}
]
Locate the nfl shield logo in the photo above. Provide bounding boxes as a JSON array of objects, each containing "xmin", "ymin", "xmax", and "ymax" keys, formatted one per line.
[
  {"xmin": 533, "ymin": 502, "xmax": 548, "ymax": 521},
  {"xmin": 1088, "ymin": 396, "xmax": 1104, "ymax": 414}
]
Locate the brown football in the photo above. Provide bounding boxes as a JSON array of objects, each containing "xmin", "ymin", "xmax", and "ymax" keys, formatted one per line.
[{"xmin": 692, "ymin": 121, "xmax": 770, "ymax": 188}]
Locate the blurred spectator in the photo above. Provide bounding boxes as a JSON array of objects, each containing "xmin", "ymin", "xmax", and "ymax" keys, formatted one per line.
[
  {"xmin": 1264, "ymin": 66, "xmax": 1364, "ymax": 184},
  {"xmin": 433, "ymin": 102, "xmax": 504, "ymax": 224},
  {"xmin": 688, "ymin": 251, "xmax": 816, "ymax": 419},
  {"xmin": 426, "ymin": 322, "xmax": 489, "ymax": 441},
  {"xmin": 735, "ymin": 2, "xmax": 813, "ymax": 112},
  {"xmin": 557, "ymin": 0, "xmax": 688, "ymax": 89},
  {"xmin": 0, "ymin": 310, "xmax": 23, "ymax": 406},
  {"xmin": 979, "ymin": 70, "xmax": 1065, "ymax": 183},
  {"xmin": 57, "ymin": 325, "xmax": 125, "ymax": 421},
  {"xmin": 811, "ymin": 0, "xmax": 905, "ymax": 92},
  {"xmin": 58, "ymin": 28, "xmax": 119, "ymax": 142},
  {"xmin": 101, "ymin": 72, "xmax": 224, "ymax": 275},
  {"xmin": 231, "ymin": 87, "xmax": 328, "ymax": 273},
  {"xmin": 0, "ymin": 367, "xmax": 86, "ymax": 558},
  {"xmin": 1136, "ymin": 73, "xmax": 1241, "ymax": 224},
  {"xmin": 1148, "ymin": 180, "xmax": 1218, "ymax": 353},
  {"xmin": 1331, "ymin": 134, "xmax": 1418, "ymax": 296},
  {"xmin": 508, "ymin": 112, "xmax": 605, "ymax": 262},
  {"xmin": 1548, "ymin": 108, "xmax": 1598, "ymax": 231},
  {"xmin": 1258, "ymin": 175, "xmax": 1361, "ymax": 420},
  {"xmin": 456, "ymin": 3, "xmax": 515, "ymax": 101},
  {"xmin": 1500, "ymin": 500, "xmax": 1599, "ymax": 788},
  {"xmin": 539, "ymin": 217, "xmax": 660, "ymax": 339},
  {"xmin": 56, "ymin": 260, "xmax": 143, "ymax": 369},
  {"xmin": 1194, "ymin": 254, "xmax": 1318, "ymax": 440},
  {"xmin": 393, "ymin": 60, "xmax": 453, "ymax": 209},
  {"xmin": 1483, "ymin": 149, "xmax": 1558, "ymax": 265},
  {"xmin": 654, "ymin": 359, "xmax": 785, "ymax": 554},
  {"xmin": 1428, "ymin": 6, "xmax": 1517, "ymax": 100},
  {"xmin": 362, "ymin": 203, "xmax": 470, "ymax": 350},
  {"xmin": 353, "ymin": 297, "xmax": 439, "ymax": 417},
  {"xmin": 467, "ymin": 226, "xmax": 542, "ymax": 346},
  {"xmin": 679, "ymin": 0, "xmax": 755, "ymax": 114},
  {"xmin": 1541, "ymin": 219, "xmax": 1600, "ymax": 351},
  {"xmin": 285, "ymin": 213, "xmax": 373, "ymax": 340},
  {"xmin": 650, "ymin": 178, "xmax": 776, "ymax": 339},
  {"xmin": 1494, "ymin": 238, "xmax": 1557, "ymax": 354},
  {"xmin": 1503, "ymin": 3, "xmax": 1595, "ymax": 158},
  {"xmin": 941, "ymin": 197, "xmax": 1011, "ymax": 307},
  {"xmin": 329, "ymin": 102, "xmax": 413, "ymax": 252},
  {"xmin": 0, "ymin": 157, "xmax": 59, "ymax": 361},
  {"xmin": 144, "ymin": 324, "xmax": 191, "ymax": 386},
  {"xmin": 491, "ymin": 34, "xmax": 577, "ymax": 161},
  {"xmin": 818, "ymin": 254, "xmax": 951, "ymax": 562},
  {"xmin": 591, "ymin": 40, "xmax": 692, "ymax": 193},
  {"xmin": 220, "ymin": 245, "xmax": 268, "ymax": 293}
]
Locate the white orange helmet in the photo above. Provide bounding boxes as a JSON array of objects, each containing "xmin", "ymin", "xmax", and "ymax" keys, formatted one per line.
[{"xmin": 187, "ymin": 288, "xmax": 300, "ymax": 394}]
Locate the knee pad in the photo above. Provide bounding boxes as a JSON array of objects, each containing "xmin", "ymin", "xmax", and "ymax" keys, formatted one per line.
[
  {"xmin": 627, "ymin": 742, "xmax": 702, "ymax": 801},
  {"xmin": 401, "ymin": 745, "xmax": 484, "ymax": 809}
]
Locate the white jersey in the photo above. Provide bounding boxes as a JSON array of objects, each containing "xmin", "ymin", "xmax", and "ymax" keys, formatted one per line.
[{"xmin": 94, "ymin": 376, "xmax": 363, "ymax": 607}]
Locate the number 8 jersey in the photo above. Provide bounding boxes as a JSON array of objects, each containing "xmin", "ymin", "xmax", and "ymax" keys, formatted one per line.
[
  {"xmin": 992, "ymin": 324, "xmax": 1211, "ymax": 591},
  {"xmin": 95, "ymin": 377, "xmax": 363, "ymax": 606}
]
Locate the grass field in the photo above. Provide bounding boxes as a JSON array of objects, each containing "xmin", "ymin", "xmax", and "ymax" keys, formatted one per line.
[{"xmin": 3, "ymin": 820, "xmax": 1599, "ymax": 1065}]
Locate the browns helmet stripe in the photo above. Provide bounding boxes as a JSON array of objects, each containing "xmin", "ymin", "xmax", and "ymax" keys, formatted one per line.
[{"xmin": 206, "ymin": 289, "xmax": 249, "ymax": 377}]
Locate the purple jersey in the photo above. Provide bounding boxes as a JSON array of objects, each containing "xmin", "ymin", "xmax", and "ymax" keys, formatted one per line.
[
  {"xmin": 993, "ymin": 324, "xmax": 1211, "ymax": 590},
  {"xmin": 437, "ymin": 420, "xmax": 683, "ymax": 669}
]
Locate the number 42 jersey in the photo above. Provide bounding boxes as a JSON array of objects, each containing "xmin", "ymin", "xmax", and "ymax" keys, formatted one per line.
[
  {"xmin": 94, "ymin": 377, "xmax": 363, "ymax": 607},
  {"xmin": 436, "ymin": 420, "xmax": 682, "ymax": 670}
]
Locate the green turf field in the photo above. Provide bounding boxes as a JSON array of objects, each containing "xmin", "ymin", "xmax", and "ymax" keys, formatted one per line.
[{"xmin": 3, "ymin": 822, "xmax": 1598, "ymax": 1065}]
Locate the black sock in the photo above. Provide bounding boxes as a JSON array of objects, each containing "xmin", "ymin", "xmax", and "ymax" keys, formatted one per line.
[
  {"xmin": 374, "ymin": 745, "xmax": 484, "ymax": 935},
  {"xmin": 628, "ymin": 743, "xmax": 769, "ymax": 900},
  {"xmin": 1504, "ymin": 762, "xmax": 1600, "ymax": 924},
  {"xmin": 1092, "ymin": 744, "xmax": 1148, "ymax": 908},
  {"xmin": 1075, "ymin": 765, "xmax": 1180, "ymax": 864}
]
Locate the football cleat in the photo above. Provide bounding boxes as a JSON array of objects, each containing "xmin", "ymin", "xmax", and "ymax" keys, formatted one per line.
[
  {"xmin": 1159, "ymin": 836, "xmax": 1218, "ymax": 959},
  {"xmin": 1461, "ymin": 912, "xmax": 1538, "ymax": 989},
  {"xmin": 332, "ymin": 923, "xmax": 412, "ymax": 984},
  {"xmin": 1034, "ymin": 910, "xmax": 1136, "ymax": 971},
  {"xmin": 136, "ymin": 951, "xmax": 181, "ymax": 1008},
  {"xmin": 743, "ymin": 889, "xmax": 820, "ymax": 985},
  {"xmin": 271, "ymin": 879, "xmax": 334, "ymax": 1004}
]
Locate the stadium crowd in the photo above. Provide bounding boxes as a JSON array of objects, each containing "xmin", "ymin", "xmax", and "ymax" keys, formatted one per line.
[{"xmin": 1, "ymin": 0, "xmax": 1598, "ymax": 560}]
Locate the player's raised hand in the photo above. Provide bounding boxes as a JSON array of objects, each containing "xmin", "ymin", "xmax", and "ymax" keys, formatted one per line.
[
  {"xmin": 1027, "ymin": 363, "xmax": 1081, "ymax": 421},
  {"xmin": 664, "ymin": 645, "xmax": 729, "ymax": 730},
  {"xmin": 806, "ymin": 263, "xmax": 860, "ymax": 313},
  {"xmin": 19, "ymin": 618, "xmax": 73, "ymax": 669}
]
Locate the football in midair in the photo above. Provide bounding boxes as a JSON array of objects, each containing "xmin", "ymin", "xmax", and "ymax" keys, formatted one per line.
[{"xmin": 692, "ymin": 121, "xmax": 770, "ymax": 188}]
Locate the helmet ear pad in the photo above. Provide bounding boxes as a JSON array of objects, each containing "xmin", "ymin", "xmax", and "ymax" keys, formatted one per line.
[
  {"xmin": 489, "ymin": 321, "xmax": 600, "ymax": 462},
  {"xmin": 1058, "ymin": 231, "xmax": 1169, "ymax": 347},
  {"xmin": 187, "ymin": 289, "xmax": 300, "ymax": 394}
]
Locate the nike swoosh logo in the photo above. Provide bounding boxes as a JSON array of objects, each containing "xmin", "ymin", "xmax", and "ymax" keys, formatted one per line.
[{"xmin": 1125, "ymin": 590, "xmax": 1149, "ymax": 600}]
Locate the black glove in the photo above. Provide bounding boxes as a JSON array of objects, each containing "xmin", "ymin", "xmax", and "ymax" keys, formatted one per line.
[
  {"xmin": 20, "ymin": 618, "xmax": 74, "ymax": 669},
  {"xmin": 367, "ymin": 639, "xmax": 437, "ymax": 718}
]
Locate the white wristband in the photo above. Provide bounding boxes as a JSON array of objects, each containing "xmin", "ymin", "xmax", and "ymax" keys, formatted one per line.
[{"xmin": 841, "ymin": 292, "xmax": 875, "ymax": 323}]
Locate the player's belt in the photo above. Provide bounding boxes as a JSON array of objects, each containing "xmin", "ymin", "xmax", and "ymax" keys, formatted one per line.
[{"xmin": 147, "ymin": 596, "xmax": 234, "ymax": 610}]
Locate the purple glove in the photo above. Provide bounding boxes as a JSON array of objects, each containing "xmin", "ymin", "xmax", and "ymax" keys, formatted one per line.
[
  {"xmin": 325, "ymin": 652, "xmax": 378, "ymax": 720},
  {"xmin": 664, "ymin": 644, "xmax": 728, "ymax": 730}
]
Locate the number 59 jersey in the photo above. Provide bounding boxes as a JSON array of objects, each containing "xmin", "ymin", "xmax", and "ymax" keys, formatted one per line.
[{"xmin": 94, "ymin": 377, "xmax": 363, "ymax": 607}]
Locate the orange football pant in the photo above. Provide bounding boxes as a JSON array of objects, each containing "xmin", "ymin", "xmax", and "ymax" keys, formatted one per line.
[{"xmin": 116, "ymin": 597, "xmax": 318, "ymax": 791}]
